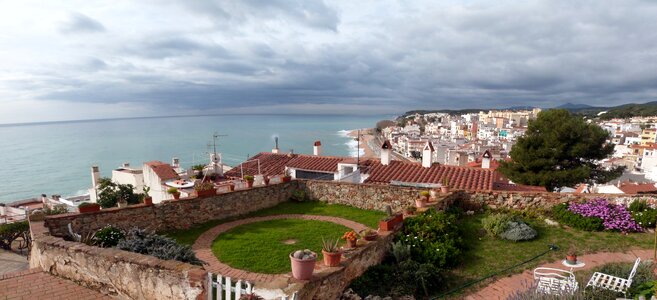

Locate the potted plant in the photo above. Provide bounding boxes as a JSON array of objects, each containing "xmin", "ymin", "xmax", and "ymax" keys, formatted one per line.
[
  {"xmin": 239, "ymin": 294, "xmax": 264, "ymax": 300},
  {"xmin": 167, "ymin": 187, "xmax": 180, "ymax": 200},
  {"xmin": 78, "ymin": 202, "xmax": 100, "ymax": 213},
  {"xmin": 403, "ymin": 206, "xmax": 417, "ymax": 217},
  {"xmin": 142, "ymin": 186, "xmax": 153, "ymax": 205},
  {"xmin": 194, "ymin": 182, "xmax": 216, "ymax": 198},
  {"xmin": 117, "ymin": 197, "xmax": 128, "ymax": 208},
  {"xmin": 264, "ymin": 176, "xmax": 270, "ymax": 186},
  {"xmin": 359, "ymin": 229, "xmax": 378, "ymax": 241},
  {"xmin": 192, "ymin": 164, "xmax": 205, "ymax": 179},
  {"xmin": 342, "ymin": 231, "xmax": 359, "ymax": 248},
  {"xmin": 378, "ymin": 205, "xmax": 404, "ymax": 231},
  {"xmin": 566, "ymin": 248, "xmax": 577, "ymax": 264},
  {"xmin": 282, "ymin": 169, "xmax": 292, "ymax": 183},
  {"xmin": 441, "ymin": 178, "xmax": 450, "ymax": 193},
  {"xmin": 416, "ymin": 191, "xmax": 430, "ymax": 208},
  {"xmin": 290, "ymin": 249, "xmax": 316, "ymax": 280},
  {"xmin": 244, "ymin": 175, "xmax": 255, "ymax": 188},
  {"xmin": 321, "ymin": 237, "xmax": 342, "ymax": 267}
]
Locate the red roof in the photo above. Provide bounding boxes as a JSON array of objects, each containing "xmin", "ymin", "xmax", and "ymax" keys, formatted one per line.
[
  {"xmin": 364, "ymin": 160, "xmax": 495, "ymax": 191},
  {"xmin": 224, "ymin": 152, "xmax": 297, "ymax": 178},
  {"xmin": 467, "ymin": 159, "xmax": 501, "ymax": 170},
  {"xmin": 618, "ymin": 182, "xmax": 657, "ymax": 194},
  {"xmin": 286, "ymin": 155, "xmax": 346, "ymax": 173},
  {"xmin": 314, "ymin": 140, "xmax": 322, "ymax": 146},
  {"xmin": 144, "ymin": 161, "xmax": 179, "ymax": 181}
]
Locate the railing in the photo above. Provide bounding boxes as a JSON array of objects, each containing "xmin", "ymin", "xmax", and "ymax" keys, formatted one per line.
[{"xmin": 206, "ymin": 272, "xmax": 298, "ymax": 300}]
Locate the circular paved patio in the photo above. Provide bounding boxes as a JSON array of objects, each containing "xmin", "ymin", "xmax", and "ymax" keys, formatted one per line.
[{"xmin": 192, "ymin": 214, "xmax": 369, "ymax": 283}]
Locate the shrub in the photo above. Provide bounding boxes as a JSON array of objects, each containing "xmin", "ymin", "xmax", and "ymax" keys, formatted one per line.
[
  {"xmin": 634, "ymin": 280, "xmax": 657, "ymax": 299},
  {"xmin": 629, "ymin": 199, "xmax": 651, "ymax": 212},
  {"xmin": 391, "ymin": 240, "xmax": 411, "ymax": 263},
  {"xmin": 632, "ymin": 209, "xmax": 657, "ymax": 228},
  {"xmin": 506, "ymin": 284, "xmax": 619, "ymax": 299},
  {"xmin": 349, "ymin": 264, "xmax": 398, "ymax": 297},
  {"xmin": 568, "ymin": 199, "xmax": 642, "ymax": 232},
  {"xmin": 244, "ymin": 175, "xmax": 254, "ymax": 181},
  {"xmin": 194, "ymin": 182, "xmax": 214, "ymax": 191},
  {"xmin": 96, "ymin": 177, "xmax": 142, "ymax": 208},
  {"xmin": 499, "ymin": 221, "xmax": 537, "ymax": 242},
  {"xmin": 398, "ymin": 209, "xmax": 463, "ymax": 268},
  {"xmin": 290, "ymin": 190, "xmax": 306, "ymax": 202},
  {"xmin": 552, "ymin": 203, "xmax": 604, "ymax": 231},
  {"xmin": 349, "ymin": 259, "xmax": 442, "ymax": 298},
  {"xmin": 482, "ymin": 213, "xmax": 513, "ymax": 237},
  {"xmin": 419, "ymin": 191, "xmax": 430, "ymax": 197},
  {"xmin": 0, "ymin": 221, "xmax": 29, "ymax": 250},
  {"xmin": 117, "ymin": 228, "xmax": 204, "ymax": 265},
  {"xmin": 93, "ymin": 225, "xmax": 125, "ymax": 248},
  {"xmin": 42, "ymin": 205, "xmax": 69, "ymax": 215},
  {"xmin": 167, "ymin": 187, "xmax": 178, "ymax": 194}
]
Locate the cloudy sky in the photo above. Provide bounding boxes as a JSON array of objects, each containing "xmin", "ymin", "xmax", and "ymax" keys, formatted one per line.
[{"xmin": 1, "ymin": 0, "xmax": 657, "ymax": 124}]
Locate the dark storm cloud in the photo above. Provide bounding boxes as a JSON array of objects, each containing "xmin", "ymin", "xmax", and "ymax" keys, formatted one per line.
[
  {"xmin": 58, "ymin": 13, "xmax": 106, "ymax": 34},
  {"xmin": 9, "ymin": 0, "xmax": 657, "ymax": 117}
]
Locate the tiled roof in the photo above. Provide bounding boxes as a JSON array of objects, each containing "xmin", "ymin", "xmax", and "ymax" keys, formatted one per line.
[
  {"xmin": 618, "ymin": 182, "xmax": 657, "ymax": 194},
  {"xmin": 224, "ymin": 152, "xmax": 297, "ymax": 178},
  {"xmin": 493, "ymin": 182, "xmax": 547, "ymax": 192},
  {"xmin": 286, "ymin": 155, "xmax": 346, "ymax": 173},
  {"xmin": 466, "ymin": 159, "xmax": 501, "ymax": 170},
  {"xmin": 144, "ymin": 161, "xmax": 179, "ymax": 181},
  {"xmin": 364, "ymin": 160, "xmax": 495, "ymax": 191}
]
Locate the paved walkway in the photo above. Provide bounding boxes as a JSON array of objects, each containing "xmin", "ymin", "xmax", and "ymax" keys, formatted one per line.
[
  {"xmin": 0, "ymin": 268, "xmax": 113, "ymax": 300},
  {"xmin": 0, "ymin": 251, "xmax": 28, "ymax": 276},
  {"xmin": 465, "ymin": 249, "xmax": 655, "ymax": 300},
  {"xmin": 192, "ymin": 214, "xmax": 369, "ymax": 283}
]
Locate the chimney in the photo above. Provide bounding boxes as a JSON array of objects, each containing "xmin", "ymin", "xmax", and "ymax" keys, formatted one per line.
[
  {"xmin": 272, "ymin": 136, "xmax": 280, "ymax": 154},
  {"xmin": 482, "ymin": 150, "xmax": 492, "ymax": 169},
  {"xmin": 41, "ymin": 194, "xmax": 47, "ymax": 204},
  {"xmin": 422, "ymin": 141, "xmax": 434, "ymax": 168},
  {"xmin": 122, "ymin": 162, "xmax": 130, "ymax": 168},
  {"xmin": 313, "ymin": 140, "xmax": 322, "ymax": 156},
  {"xmin": 381, "ymin": 140, "xmax": 392, "ymax": 166},
  {"xmin": 171, "ymin": 157, "xmax": 179, "ymax": 168},
  {"xmin": 91, "ymin": 165, "xmax": 100, "ymax": 187}
]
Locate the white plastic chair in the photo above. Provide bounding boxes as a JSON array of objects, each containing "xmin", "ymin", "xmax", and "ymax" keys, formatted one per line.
[
  {"xmin": 586, "ymin": 257, "xmax": 641, "ymax": 298},
  {"xmin": 533, "ymin": 267, "xmax": 579, "ymax": 295}
]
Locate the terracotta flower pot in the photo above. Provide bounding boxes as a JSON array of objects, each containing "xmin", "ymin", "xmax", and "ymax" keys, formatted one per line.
[
  {"xmin": 229, "ymin": 184, "xmax": 235, "ymax": 191},
  {"xmin": 143, "ymin": 197, "xmax": 153, "ymax": 205},
  {"xmin": 415, "ymin": 198, "xmax": 427, "ymax": 208},
  {"xmin": 172, "ymin": 192, "xmax": 180, "ymax": 200},
  {"xmin": 346, "ymin": 239, "xmax": 357, "ymax": 248},
  {"xmin": 378, "ymin": 213, "xmax": 404, "ymax": 232},
  {"xmin": 290, "ymin": 252, "xmax": 316, "ymax": 280},
  {"xmin": 196, "ymin": 189, "xmax": 216, "ymax": 198},
  {"xmin": 246, "ymin": 180, "xmax": 254, "ymax": 188},
  {"xmin": 322, "ymin": 250, "xmax": 341, "ymax": 267},
  {"xmin": 282, "ymin": 176, "xmax": 292, "ymax": 183},
  {"xmin": 362, "ymin": 233, "xmax": 378, "ymax": 241},
  {"xmin": 264, "ymin": 178, "xmax": 270, "ymax": 185},
  {"xmin": 78, "ymin": 204, "xmax": 100, "ymax": 213},
  {"xmin": 441, "ymin": 186, "xmax": 450, "ymax": 193},
  {"xmin": 566, "ymin": 255, "xmax": 577, "ymax": 264}
]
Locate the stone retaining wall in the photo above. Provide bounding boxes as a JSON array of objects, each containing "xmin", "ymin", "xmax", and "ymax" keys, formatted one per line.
[
  {"xmin": 29, "ymin": 221, "xmax": 206, "ymax": 300},
  {"xmin": 461, "ymin": 191, "xmax": 657, "ymax": 210},
  {"xmin": 44, "ymin": 182, "xmax": 296, "ymax": 237}
]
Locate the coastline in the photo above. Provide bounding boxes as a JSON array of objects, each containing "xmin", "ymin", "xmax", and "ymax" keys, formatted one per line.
[{"xmin": 347, "ymin": 128, "xmax": 378, "ymax": 159}]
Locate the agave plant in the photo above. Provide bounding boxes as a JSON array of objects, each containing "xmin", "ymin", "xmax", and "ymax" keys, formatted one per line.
[{"xmin": 321, "ymin": 237, "xmax": 340, "ymax": 253}]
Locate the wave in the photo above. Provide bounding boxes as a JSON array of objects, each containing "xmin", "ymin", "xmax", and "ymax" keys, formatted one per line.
[
  {"xmin": 345, "ymin": 139, "xmax": 365, "ymax": 157},
  {"xmin": 337, "ymin": 129, "xmax": 351, "ymax": 137}
]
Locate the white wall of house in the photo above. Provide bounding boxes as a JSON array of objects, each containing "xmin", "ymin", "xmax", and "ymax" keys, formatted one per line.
[
  {"xmin": 142, "ymin": 166, "xmax": 171, "ymax": 203},
  {"xmin": 595, "ymin": 185, "xmax": 624, "ymax": 194}
]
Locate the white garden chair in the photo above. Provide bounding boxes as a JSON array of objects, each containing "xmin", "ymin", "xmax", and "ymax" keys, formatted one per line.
[
  {"xmin": 533, "ymin": 267, "xmax": 579, "ymax": 295},
  {"xmin": 586, "ymin": 257, "xmax": 641, "ymax": 298}
]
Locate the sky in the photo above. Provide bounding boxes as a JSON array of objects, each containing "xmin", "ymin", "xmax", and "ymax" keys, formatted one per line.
[{"xmin": 1, "ymin": 0, "xmax": 657, "ymax": 124}]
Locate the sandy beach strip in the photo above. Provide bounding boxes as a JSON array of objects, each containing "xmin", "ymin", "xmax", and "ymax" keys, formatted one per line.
[{"xmin": 347, "ymin": 128, "xmax": 378, "ymax": 159}]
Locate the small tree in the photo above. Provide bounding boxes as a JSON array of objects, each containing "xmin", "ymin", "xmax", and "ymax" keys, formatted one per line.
[
  {"xmin": 96, "ymin": 178, "xmax": 142, "ymax": 208},
  {"xmin": 498, "ymin": 109, "xmax": 624, "ymax": 191}
]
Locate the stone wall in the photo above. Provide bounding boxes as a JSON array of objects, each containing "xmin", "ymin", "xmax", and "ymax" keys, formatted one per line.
[
  {"xmin": 461, "ymin": 191, "xmax": 657, "ymax": 210},
  {"xmin": 29, "ymin": 221, "xmax": 206, "ymax": 300},
  {"xmin": 44, "ymin": 182, "xmax": 296, "ymax": 237}
]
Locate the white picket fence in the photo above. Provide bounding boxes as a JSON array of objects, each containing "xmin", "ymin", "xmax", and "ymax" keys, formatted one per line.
[{"xmin": 206, "ymin": 273, "xmax": 297, "ymax": 300}]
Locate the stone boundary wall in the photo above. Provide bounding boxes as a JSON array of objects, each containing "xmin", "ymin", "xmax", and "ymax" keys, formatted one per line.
[
  {"xmin": 297, "ymin": 180, "xmax": 460, "ymax": 212},
  {"xmin": 44, "ymin": 182, "xmax": 296, "ymax": 237},
  {"xmin": 272, "ymin": 232, "xmax": 395, "ymax": 300},
  {"xmin": 462, "ymin": 191, "xmax": 657, "ymax": 210},
  {"xmin": 29, "ymin": 221, "xmax": 206, "ymax": 300}
]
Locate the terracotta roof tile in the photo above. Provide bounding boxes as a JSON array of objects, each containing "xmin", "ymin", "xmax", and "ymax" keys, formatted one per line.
[
  {"xmin": 144, "ymin": 161, "xmax": 179, "ymax": 181},
  {"xmin": 286, "ymin": 155, "xmax": 346, "ymax": 173},
  {"xmin": 224, "ymin": 152, "xmax": 297, "ymax": 178},
  {"xmin": 618, "ymin": 182, "xmax": 657, "ymax": 194}
]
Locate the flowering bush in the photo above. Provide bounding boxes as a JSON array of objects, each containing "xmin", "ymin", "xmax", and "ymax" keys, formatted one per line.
[
  {"xmin": 629, "ymin": 200, "xmax": 657, "ymax": 228},
  {"xmin": 568, "ymin": 199, "xmax": 642, "ymax": 233},
  {"xmin": 552, "ymin": 203, "xmax": 604, "ymax": 231},
  {"xmin": 398, "ymin": 209, "xmax": 463, "ymax": 268}
]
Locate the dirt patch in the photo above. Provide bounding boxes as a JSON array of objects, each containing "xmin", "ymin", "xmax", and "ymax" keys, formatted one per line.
[{"xmin": 282, "ymin": 239, "xmax": 298, "ymax": 245}]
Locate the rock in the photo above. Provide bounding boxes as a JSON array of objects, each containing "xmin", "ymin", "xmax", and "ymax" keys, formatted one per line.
[
  {"xmin": 293, "ymin": 250, "xmax": 304, "ymax": 259},
  {"xmin": 544, "ymin": 218, "xmax": 559, "ymax": 226},
  {"xmin": 340, "ymin": 288, "xmax": 362, "ymax": 300}
]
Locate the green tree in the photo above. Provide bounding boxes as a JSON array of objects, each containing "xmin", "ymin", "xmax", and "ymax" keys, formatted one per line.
[
  {"xmin": 498, "ymin": 109, "xmax": 624, "ymax": 191},
  {"xmin": 96, "ymin": 178, "xmax": 142, "ymax": 208}
]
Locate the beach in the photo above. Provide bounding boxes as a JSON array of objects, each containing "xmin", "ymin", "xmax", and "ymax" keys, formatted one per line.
[{"xmin": 347, "ymin": 128, "xmax": 378, "ymax": 159}]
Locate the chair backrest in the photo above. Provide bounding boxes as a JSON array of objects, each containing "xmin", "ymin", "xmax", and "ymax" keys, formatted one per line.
[
  {"xmin": 533, "ymin": 267, "xmax": 575, "ymax": 281},
  {"xmin": 627, "ymin": 257, "xmax": 641, "ymax": 283}
]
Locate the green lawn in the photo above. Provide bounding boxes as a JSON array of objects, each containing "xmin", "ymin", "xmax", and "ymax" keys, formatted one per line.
[
  {"xmin": 212, "ymin": 219, "xmax": 349, "ymax": 274},
  {"xmin": 444, "ymin": 213, "xmax": 655, "ymax": 298},
  {"xmin": 165, "ymin": 201, "xmax": 385, "ymax": 245}
]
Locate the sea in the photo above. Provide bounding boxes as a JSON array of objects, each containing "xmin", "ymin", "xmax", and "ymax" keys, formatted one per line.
[{"xmin": 0, "ymin": 114, "xmax": 387, "ymax": 203}]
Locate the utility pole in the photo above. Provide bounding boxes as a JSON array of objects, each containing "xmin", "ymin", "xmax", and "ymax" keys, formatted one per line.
[{"xmin": 354, "ymin": 129, "xmax": 361, "ymax": 166}]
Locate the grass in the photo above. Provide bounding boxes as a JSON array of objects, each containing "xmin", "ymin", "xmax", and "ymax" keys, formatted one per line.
[
  {"xmin": 164, "ymin": 201, "xmax": 386, "ymax": 245},
  {"xmin": 442, "ymin": 213, "xmax": 655, "ymax": 298},
  {"xmin": 211, "ymin": 219, "xmax": 349, "ymax": 274}
]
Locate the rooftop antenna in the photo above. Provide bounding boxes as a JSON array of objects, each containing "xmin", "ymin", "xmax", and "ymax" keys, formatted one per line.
[
  {"xmin": 354, "ymin": 129, "xmax": 361, "ymax": 166},
  {"xmin": 275, "ymin": 136, "xmax": 279, "ymax": 149},
  {"xmin": 211, "ymin": 132, "xmax": 227, "ymax": 176}
]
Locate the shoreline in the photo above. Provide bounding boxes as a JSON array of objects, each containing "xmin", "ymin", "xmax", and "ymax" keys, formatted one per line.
[{"xmin": 347, "ymin": 128, "xmax": 378, "ymax": 159}]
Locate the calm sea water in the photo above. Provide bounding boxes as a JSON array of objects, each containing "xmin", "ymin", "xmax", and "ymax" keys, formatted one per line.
[{"xmin": 0, "ymin": 114, "xmax": 385, "ymax": 203}]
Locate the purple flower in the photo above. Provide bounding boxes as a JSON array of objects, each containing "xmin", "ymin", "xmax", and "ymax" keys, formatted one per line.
[{"xmin": 568, "ymin": 198, "xmax": 643, "ymax": 233}]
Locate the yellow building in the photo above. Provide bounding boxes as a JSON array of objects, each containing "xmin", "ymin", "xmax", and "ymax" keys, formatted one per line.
[{"xmin": 640, "ymin": 128, "xmax": 657, "ymax": 145}]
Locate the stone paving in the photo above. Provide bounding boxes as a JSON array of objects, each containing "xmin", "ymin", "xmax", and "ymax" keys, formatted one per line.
[
  {"xmin": 192, "ymin": 214, "xmax": 369, "ymax": 283},
  {"xmin": 0, "ymin": 250, "xmax": 28, "ymax": 276},
  {"xmin": 0, "ymin": 268, "xmax": 114, "ymax": 300},
  {"xmin": 465, "ymin": 249, "xmax": 654, "ymax": 300}
]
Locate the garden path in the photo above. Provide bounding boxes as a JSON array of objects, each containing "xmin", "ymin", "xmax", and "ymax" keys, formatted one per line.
[
  {"xmin": 465, "ymin": 248, "xmax": 654, "ymax": 300},
  {"xmin": 0, "ymin": 268, "xmax": 113, "ymax": 299},
  {"xmin": 192, "ymin": 214, "xmax": 369, "ymax": 284}
]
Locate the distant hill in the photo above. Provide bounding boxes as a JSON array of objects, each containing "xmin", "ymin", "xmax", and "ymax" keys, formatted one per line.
[{"xmin": 555, "ymin": 103, "xmax": 594, "ymax": 110}]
